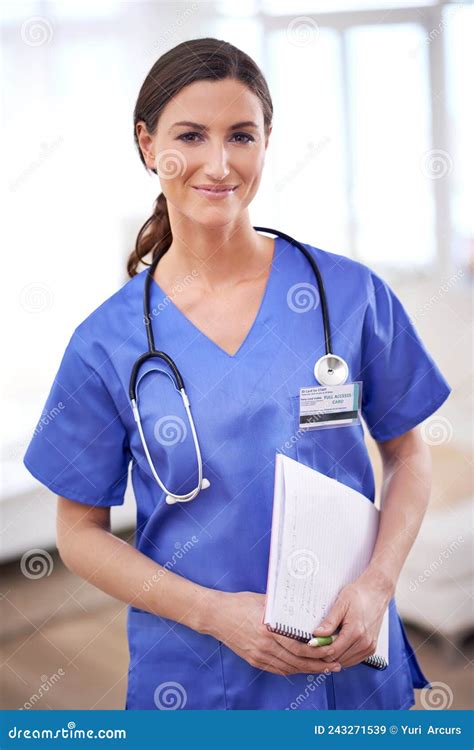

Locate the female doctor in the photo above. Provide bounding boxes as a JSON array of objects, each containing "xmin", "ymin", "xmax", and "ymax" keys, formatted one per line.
[{"xmin": 24, "ymin": 37, "xmax": 451, "ymax": 711}]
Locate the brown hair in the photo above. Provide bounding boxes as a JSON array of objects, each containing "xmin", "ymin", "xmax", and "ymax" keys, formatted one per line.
[{"xmin": 127, "ymin": 37, "xmax": 273, "ymax": 278}]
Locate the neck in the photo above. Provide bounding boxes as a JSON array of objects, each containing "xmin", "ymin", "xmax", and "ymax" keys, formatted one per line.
[{"xmin": 161, "ymin": 209, "xmax": 272, "ymax": 292}]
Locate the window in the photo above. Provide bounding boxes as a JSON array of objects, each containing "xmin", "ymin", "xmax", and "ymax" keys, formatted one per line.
[
  {"xmin": 258, "ymin": 2, "xmax": 466, "ymax": 271},
  {"xmin": 443, "ymin": 3, "xmax": 474, "ymax": 271},
  {"xmin": 348, "ymin": 23, "xmax": 434, "ymax": 267}
]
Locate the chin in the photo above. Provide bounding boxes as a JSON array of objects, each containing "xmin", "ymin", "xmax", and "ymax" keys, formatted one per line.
[{"xmin": 190, "ymin": 211, "xmax": 236, "ymax": 227}]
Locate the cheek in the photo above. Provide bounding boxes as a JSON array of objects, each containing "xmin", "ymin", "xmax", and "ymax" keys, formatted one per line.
[
  {"xmin": 241, "ymin": 166, "xmax": 263, "ymax": 199},
  {"xmin": 245, "ymin": 148, "xmax": 266, "ymax": 182},
  {"xmin": 240, "ymin": 147, "xmax": 264, "ymax": 175}
]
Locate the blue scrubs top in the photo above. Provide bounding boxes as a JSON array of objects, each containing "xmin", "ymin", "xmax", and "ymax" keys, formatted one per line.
[{"xmin": 23, "ymin": 235, "xmax": 451, "ymax": 710}]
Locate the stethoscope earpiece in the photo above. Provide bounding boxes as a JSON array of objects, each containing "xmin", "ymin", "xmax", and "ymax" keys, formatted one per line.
[{"xmin": 165, "ymin": 478, "xmax": 211, "ymax": 505}]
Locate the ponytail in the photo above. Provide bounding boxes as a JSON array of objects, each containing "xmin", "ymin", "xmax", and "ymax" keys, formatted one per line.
[{"xmin": 127, "ymin": 192, "xmax": 171, "ymax": 278}]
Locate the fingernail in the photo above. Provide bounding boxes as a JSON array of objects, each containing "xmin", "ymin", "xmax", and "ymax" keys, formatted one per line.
[{"xmin": 332, "ymin": 664, "xmax": 341, "ymax": 672}]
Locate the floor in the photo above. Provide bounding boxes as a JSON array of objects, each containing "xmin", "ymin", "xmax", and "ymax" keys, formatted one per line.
[{"xmin": 1, "ymin": 546, "xmax": 472, "ymax": 711}]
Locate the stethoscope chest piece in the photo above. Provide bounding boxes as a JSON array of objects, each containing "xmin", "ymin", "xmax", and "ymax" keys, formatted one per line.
[{"xmin": 314, "ymin": 354, "xmax": 349, "ymax": 386}]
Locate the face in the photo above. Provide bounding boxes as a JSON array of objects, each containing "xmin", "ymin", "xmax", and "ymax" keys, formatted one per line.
[{"xmin": 136, "ymin": 78, "xmax": 272, "ymax": 227}]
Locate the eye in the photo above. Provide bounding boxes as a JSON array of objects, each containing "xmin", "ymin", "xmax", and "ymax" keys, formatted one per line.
[
  {"xmin": 232, "ymin": 132, "xmax": 255, "ymax": 143},
  {"xmin": 176, "ymin": 132, "xmax": 255, "ymax": 144},
  {"xmin": 176, "ymin": 132, "xmax": 202, "ymax": 143}
]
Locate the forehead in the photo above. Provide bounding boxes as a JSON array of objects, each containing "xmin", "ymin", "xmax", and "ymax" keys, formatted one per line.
[{"xmin": 159, "ymin": 79, "xmax": 264, "ymax": 129}]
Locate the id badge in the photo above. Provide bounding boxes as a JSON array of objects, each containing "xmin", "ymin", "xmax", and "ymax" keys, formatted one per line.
[{"xmin": 298, "ymin": 382, "xmax": 362, "ymax": 431}]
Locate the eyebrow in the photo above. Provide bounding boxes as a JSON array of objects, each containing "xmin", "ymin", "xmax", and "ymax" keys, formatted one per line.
[{"xmin": 169, "ymin": 120, "xmax": 259, "ymax": 133}]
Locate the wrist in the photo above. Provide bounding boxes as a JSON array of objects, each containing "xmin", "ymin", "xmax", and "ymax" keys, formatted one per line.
[
  {"xmin": 360, "ymin": 565, "xmax": 396, "ymax": 601},
  {"xmin": 189, "ymin": 587, "xmax": 226, "ymax": 637}
]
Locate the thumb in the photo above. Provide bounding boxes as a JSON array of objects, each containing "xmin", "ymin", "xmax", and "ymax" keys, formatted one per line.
[{"xmin": 313, "ymin": 599, "xmax": 345, "ymax": 635}]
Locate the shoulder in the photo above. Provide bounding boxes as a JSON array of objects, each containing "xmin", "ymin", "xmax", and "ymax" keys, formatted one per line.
[
  {"xmin": 296, "ymin": 238, "xmax": 378, "ymax": 295},
  {"xmin": 69, "ymin": 271, "xmax": 146, "ymax": 363}
]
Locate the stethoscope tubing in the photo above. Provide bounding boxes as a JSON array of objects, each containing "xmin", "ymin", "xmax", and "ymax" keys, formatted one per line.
[{"xmin": 129, "ymin": 227, "xmax": 336, "ymax": 504}]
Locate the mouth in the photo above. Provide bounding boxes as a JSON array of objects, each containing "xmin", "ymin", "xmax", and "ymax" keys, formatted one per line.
[{"xmin": 191, "ymin": 185, "xmax": 239, "ymax": 198}]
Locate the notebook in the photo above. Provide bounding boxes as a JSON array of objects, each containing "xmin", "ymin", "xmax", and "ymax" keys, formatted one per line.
[{"xmin": 263, "ymin": 453, "xmax": 389, "ymax": 670}]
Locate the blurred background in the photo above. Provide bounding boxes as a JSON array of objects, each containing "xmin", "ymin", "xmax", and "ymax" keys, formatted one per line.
[{"xmin": 1, "ymin": 0, "xmax": 472, "ymax": 711}]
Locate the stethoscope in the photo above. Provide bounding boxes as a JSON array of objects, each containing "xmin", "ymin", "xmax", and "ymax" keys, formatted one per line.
[{"xmin": 129, "ymin": 227, "xmax": 349, "ymax": 505}]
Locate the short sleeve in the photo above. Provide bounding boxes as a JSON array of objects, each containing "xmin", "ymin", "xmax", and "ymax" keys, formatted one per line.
[
  {"xmin": 359, "ymin": 270, "xmax": 452, "ymax": 442},
  {"xmin": 23, "ymin": 332, "xmax": 131, "ymax": 506}
]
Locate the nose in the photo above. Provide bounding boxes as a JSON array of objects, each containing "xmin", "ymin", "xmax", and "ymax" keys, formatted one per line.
[{"xmin": 203, "ymin": 140, "xmax": 230, "ymax": 182}]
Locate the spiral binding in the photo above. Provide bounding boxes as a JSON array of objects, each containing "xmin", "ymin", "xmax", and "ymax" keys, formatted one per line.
[
  {"xmin": 363, "ymin": 653, "xmax": 388, "ymax": 670},
  {"xmin": 268, "ymin": 622, "xmax": 388, "ymax": 670},
  {"xmin": 270, "ymin": 622, "xmax": 312, "ymax": 643}
]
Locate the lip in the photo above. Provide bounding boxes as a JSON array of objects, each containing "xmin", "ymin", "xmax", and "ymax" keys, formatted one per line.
[{"xmin": 192, "ymin": 185, "xmax": 238, "ymax": 199}]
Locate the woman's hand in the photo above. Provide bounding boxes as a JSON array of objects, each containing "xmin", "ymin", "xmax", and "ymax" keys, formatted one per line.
[
  {"xmin": 312, "ymin": 569, "xmax": 394, "ymax": 668},
  {"xmin": 207, "ymin": 590, "xmax": 342, "ymax": 676}
]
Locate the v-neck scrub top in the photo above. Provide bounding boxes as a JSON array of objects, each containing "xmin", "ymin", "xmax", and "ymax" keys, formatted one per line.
[{"xmin": 23, "ymin": 235, "xmax": 451, "ymax": 710}]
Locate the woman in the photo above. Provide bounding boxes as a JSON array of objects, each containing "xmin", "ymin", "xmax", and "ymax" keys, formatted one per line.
[{"xmin": 23, "ymin": 38, "xmax": 451, "ymax": 710}]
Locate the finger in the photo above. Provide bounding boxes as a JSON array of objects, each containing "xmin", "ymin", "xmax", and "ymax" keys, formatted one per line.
[
  {"xmin": 339, "ymin": 654, "xmax": 366, "ymax": 668},
  {"xmin": 332, "ymin": 637, "xmax": 366, "ymax": 665},
  {"xmin": 252, "ymin": 645, "xmax": 304, "ymax": 676},
  {"xmin": 338, "ymin": 639, "xmax": 377, "ymax": 668},
  {"xmin": 322, "ymin": 616, "xmax": 380, "ymax": 663},
  {"xmin": 271, "ymin": 639, "xmax": 339, "ymax": 672},
  {"xmin": 270, "ymin": 632, "xmax": 337, "ymax": 661},
  {"xmin": 331, "ymin": 624, "xmax": 377, "ymax": 664},
  {"xmin": 273, "ymin": 643, "xmax": 342, "ymax": 674},
  {"xmin": 259, "ymin": 654, "xmax": 299, "ymax": 675},
  {"xmin": 319, "ymin": 624, "xmax": 359, "ymax": 662},
  {"xmin": 338, "ymin": 614, "xmax": 383, "ymax": 665},
  {"xmin": 278, "ymin": 655, "xmax": 342, "ymax": 675},
  {"xmin": 312, "ymin": 597, "xmax": 347, "ymax": 638},
  {"xmin": 261, "ymin": 650, "xmax": 340, "ymax": 676}
]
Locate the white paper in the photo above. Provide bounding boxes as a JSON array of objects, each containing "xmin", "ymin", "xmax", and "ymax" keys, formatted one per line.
[{"xmin": 264, "ymin": 454, "xmax": 389, "ymax": 663}]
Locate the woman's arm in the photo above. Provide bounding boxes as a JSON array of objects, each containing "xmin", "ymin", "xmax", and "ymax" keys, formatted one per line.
[
  {"xmin": 56, "ymin": 496, "xmax": 342, "ymax": 676},
  {"xmin": 56, "ymin": 496, "xmax": 216, "ymax": 634},
  {"xmin": 313, "ymin": 425, "xmax": 432, "ymax": 667},
  {"xmin": 365, "ymin": 424, "xmax": 432, "ymax": 590}
]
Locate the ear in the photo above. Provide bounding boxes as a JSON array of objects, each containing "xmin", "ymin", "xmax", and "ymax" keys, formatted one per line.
[
  {"xmin": 264, "ymin": 124, "xmax": 272, "ymax": 150},
  {"xmin": 136, "ymin": 121, "xmax": 156, "ymax": 170}
]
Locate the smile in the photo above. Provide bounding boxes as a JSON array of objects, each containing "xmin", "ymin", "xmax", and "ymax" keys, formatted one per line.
[{"xmin": 192, "ymin": 186, "xmax": 238, "ymax": 199}]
